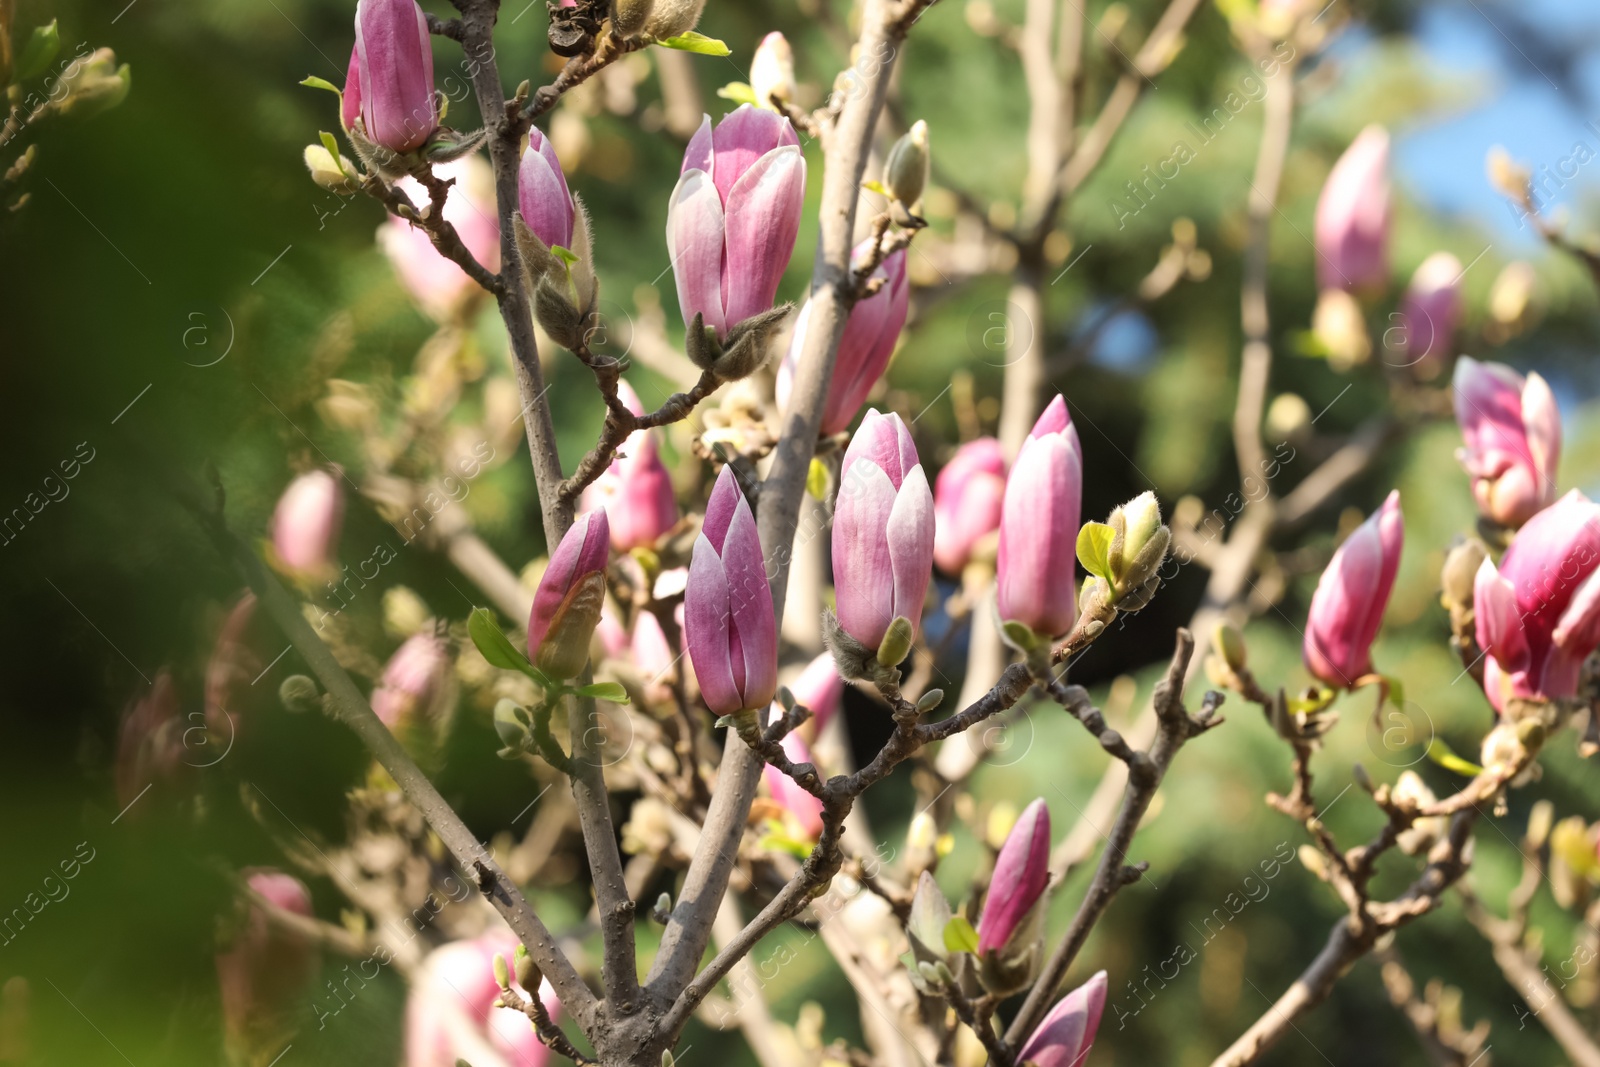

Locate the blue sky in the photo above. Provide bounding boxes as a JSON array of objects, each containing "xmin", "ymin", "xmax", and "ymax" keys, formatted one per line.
[{"xmin": 1397, "ymin": 0, "xmax": 1600, "ymax": 248}]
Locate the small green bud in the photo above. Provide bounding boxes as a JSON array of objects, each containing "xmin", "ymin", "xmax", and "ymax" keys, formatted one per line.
[
  {"xmin": 493, "ymin": 699, "xmax": 530, "ymax": 749},
  {"xmin": 514, "ymin": 946, "xmax": 539, "ymax": 991},
  {"xmin": 1213, "ymin": 622, "xmax": 1247, "ymax": 673},
  {"xmin": 914, "ymin": 688, "xmax": 945, "ymax": 714},
  {"xmin": 884, "ymin": 120, "xmax": 930, "ymax": 209},
  {"xmin": 279, "ymin": 675, "xmax": 321, "ymax": 714},
  {"xmin": 876, "ymin": 615, "xmax": 915, "ymax": 668},
  {"xmin": 492, "ymin": 952, "xmax": 510, "ymax": 991}
]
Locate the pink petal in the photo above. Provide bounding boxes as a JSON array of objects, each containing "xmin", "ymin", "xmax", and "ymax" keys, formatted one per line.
[
  {"xmin": 832, "ymin": 461, "xmax": 898, "ymax": 649},
  {"xmin": 721, "ymin": 145, "xmax": 806, "ymax": 326},
  {"xmin": 686, "ymin": 535, "xmax": 740, "ymax": 716},
  {"xmin": 886, "ymin": 464, "xmax": 935, "ymax": 636},
  {"xmin": 666, "ymin": 169, "xmax": 728, "ymax": 336}
]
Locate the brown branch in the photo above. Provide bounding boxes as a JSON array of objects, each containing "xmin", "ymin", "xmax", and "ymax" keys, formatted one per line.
[
  {"xmin": 1004, "ymin": 631, "xmax": 1219, "ymax": 1047},
  {"xmin": 644, "ymin": 0, "xmax": 918, "ymax": 1006},
  {"xmin": 558, "ymin": 360, "xmax": 720, "ymax": 505},
  {"xmin": 199, "ymin": 504, "xmax": 599, "ymax": 1031}
]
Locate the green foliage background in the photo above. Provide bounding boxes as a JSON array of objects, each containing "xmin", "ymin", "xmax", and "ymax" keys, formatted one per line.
[{"xmin": 2, "ymin": 0, "xmax": 1599, "ymax": 1064}]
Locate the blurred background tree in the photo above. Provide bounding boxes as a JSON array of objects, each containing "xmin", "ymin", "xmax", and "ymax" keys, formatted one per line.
[{"xmin": 3, "ymin": 0, "xmax": 1600, "ymax": 1063}]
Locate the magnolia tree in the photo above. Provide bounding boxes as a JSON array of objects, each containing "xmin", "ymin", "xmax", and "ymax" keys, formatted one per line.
[{"xmin": 97, "ymin": 0, "xmax": 1600, "ymax": 1065}]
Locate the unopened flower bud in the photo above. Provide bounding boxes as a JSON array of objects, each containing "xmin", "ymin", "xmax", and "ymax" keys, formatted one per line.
[
  {"xmin": 304, "ymin": 144, "xmax": 359, "ymax": 194},
  {"xmin": 493, "ymin": 699, "xmax": 529, "ymax": 751},
  {"xmin": 492, "ymin": 953, "xmax": 510, "ymax": 991},
  {"xmin": 1440, "ymin": 540, "xmax": 1487, "ymax": 614},
  {"xmin": 513, "ymin": 946, "xmax": 539, "ymax": 991},
  {"xmin": 884, "ymin": 120, "xmax": 930, "ymax": 209},
  {"xmin": 57, "ymin": 48, "xmax": 131, "ymax": 119},
  {"xmin": 528, "ymin": 512, "xmax": 612, "ymax": 680},
  {"xmin": 611, "ymin": 0, "xmax": 656, "ymax": 37},
  {"xmin": 278, "ymin": 675, "xmax": 321, "ymax": 714},
  {"xmin": 383, "ymin": 586, "xmax": 431, "ymax": 638},
  {"xmin": 750, "ymin": 32, "xmax": 796, "ymax": 108},
  {"xmin": 877, "ymin": 615, "xmax": 914, "ymax": 669},
  {"xmin": 1214, "ymin": 622, "xmax": 1247, "ymax": 673},
  {"xmin": 1312, "ymin": 287, "xmax": 1371, "ymax": 370},
  {"xmin": 907, "ymin": 871, "xmax": 952, "ymax": 961},
  {"xmin": 1106, "ymin": 491, "xmax": 1168, "ymax": 596}
]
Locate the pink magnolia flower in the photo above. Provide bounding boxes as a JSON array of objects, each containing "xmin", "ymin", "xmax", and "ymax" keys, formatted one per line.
[
  {"xmin": 787, "ymin": 652, "xmax": 846, "ymax": 736},
  {"xmin": 933, "ymin": 437, "xmax": 1007, "ymax": 575},
  {"xmin": 762, "ymin": 732, "xmax": 825, "ymax": 840},
  {"xmin": 778, "ymin": 243, "xmax": 910, "ymax": 435},
  {"xmin": 354, "ymin": 0, "xmax": 437, "ymax": 153},
  {"xmin": 271, "ymin": 468, "xmax": 345, "ymax": 579},
  {"xmin": 996, "ymin": 397, "xmax": 1082, "ymax": 638},
  {"xmin": 977, "ymin": 798, "xmax": 1050, "ymax": 955},
  {"xmin": 379, "ymin": 155, "xmax": 502, "ymax": 322},
  {"xmin": 371, "ymin": 632, "xmax": 450, "ymax": 727},
  {"xmin": 667, "ymin": 105, "xmax": 806, "ymax": 338},
  {"xmin": 1303, "ymin": 490, "xmax": 1403, "ymax": 687},
  {"xmin": 528, "ymin": 511, "xmax": 611, "ymax": 680},
  {"xmin": 1399, "ymin": 252, "xmax": 1462, "ymax": 370},
  {"xmin": 1016, "ymin": 971, "xmax": 1108, "ymax": 1067},
  {"xmin": 517, "ymin": 126, "xmax": 575, "ymax": 252},
  {"xmin": 114, "ymin": 670, "xmax": 188, "ymax": 812},
  {"xmin": 341, "ymin": 45, "xmax": 362, "ymax": 131},
  {"xmin": 205, "ymin": 591, "xmax": 261, "ymax": 741},
  {"xmin": 832, "ymin": 410, "xmax": 936, "ymax": 649},
  {"xmin": 749, "ymin": 31, "xmax": 797, "ymax": 108},
  {"xmin": 1314, "ymin": 125, "xmax": 1390, "ymax": 292},
  {"xmin": 686, "ymin": 467, "xmax": 778, "ymax": 715},
  {"xmin": 581, "ymin": 380, "xmax": 679, "ymax": 552},
  {"xmin": 1474, "ymin": 490, "xmax": 1600, "ymax": 712},
  {"xmin": 216, "ymin": 869, "xmax": 319, "ymax": 1059},
  {"xmin": 406, "ymin": 936, "xmax": 559, "ymax": 1067},
  {"xmin": 630, "ymin": 609, "xmax": 678, "ymax": 705},
  {"xmin": 1454, "ymin": 356, "xmax": 1561, "ymax": 529}
]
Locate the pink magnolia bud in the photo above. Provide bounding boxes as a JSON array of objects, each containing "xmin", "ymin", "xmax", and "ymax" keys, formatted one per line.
[
  {"xmin": 114, "ymin": 670, "xmax": 188, "ymax": 812},
  {"xmin": 933, "ymin": 437, "xmax": 1007, "ymax": 575},
  {"xmin": 341, "ymin": 45, "xmax": 362, "ymax": 131},
  {"xmin": 354, "ymin": 0, "xmax": 437, "ymax": 153},
  {"xmin": 1454, "ymin": 356, "xmax": 1561, "ymax": 529},
  {"xmin": 686, "ymin": 467, "xmax": 779, "ymax": 714},
  {"xmin": 666, "ymin": 105, "xmax": 805, "ymax": 337},
  {"xmin": 1303, "ymin": 490, "xmax": 1403, "ymax": 687},
  {"xmin": 762, "ymin": 732, "xmax": 825, "ymax": 839},
  {"xmin": 630, "ymin": 609, "xmax": 678, "ymax": 706},
  {"xmin": 517, "ymin": 127, "xmax": 575, "ymax": 252},
  {"xmin": 1474, "ymin": 490, "xmax": 1600, "ymax": 712},
  {"xmin": 1399, "ymin": 251, "xmax": 1462, "ymax": 370},
  {"xmin": 596, "ymin": 605, "xmax": 629, "ymax": 660},
  {"xmin": 1314, "ymin": 125, "xmax": 1390, "ymax": 292},
  {"xmin": 581, "ymin": 380, "xmax": 680, "ymax": 552},
  {"xmin": 406, "ymin": 936, "xmax": 558, "ymax": 1067},
  {"xmin": 977, "ymin": 798, "xmax": 1050, "ymax": 955},
  {"xmin": 371, "ymin": 632, "xmax": 450, "ymax": 726},
  {"xmin": 1016, "ymin": 971, "xmax": 1108, "ymax": 1067},
  {"xmin": 787, "ymin": 652, "xmax": 846, "ymax": 736},
  {"xmin": 778, "ymin": 244, "xmax": 910, "ymax": 435},
  {"xmin": 216, "ymin": 869, "xmax": 319, "ymax": 1059},
  {"xmin": 205, "ymin": 591, "xmax": 260, "ymax": 741},
  {"xmin": 528, "ymin": 511, "xmax": 611, "ymax": 680},
  {"xmin": 833, "ymin": 410, "xmax": 936, "ymax": 649},
  {"xmin": 379, "ymin": 156, "xmax": 502, "ymax": 322},
  {"xmin": 996, "ymin": 397, "xmax": 1082, "ymax": 638},
  {"xmin": 271, "ymin": 468, "xmax": 345, "ymax": 579}
]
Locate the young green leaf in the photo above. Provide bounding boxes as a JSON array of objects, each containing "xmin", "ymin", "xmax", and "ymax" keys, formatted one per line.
[
  {"xmin": 575, "ymin": 681, "xmax": 630, "ymax": 704},
  {"xmin": 1426, "ymin": 738, "xmax": 1484, "ymax": 777},
  {"xmin": 300, "ymin": 75, "xmax": 342, "ymax": 95},
  {"xmin": 15, "ymin": 21, "xmax": 61, "ymax": 84},
  {"xmin": 1076, "ymin": 522, "xmax": 1116, "ymax": 583},
  {"xmin": 942, "ymin": 915, "xmax": 980, "ymax": 955},
  {"xmin": 806, "ymin": 457, "xmax": 830, "ymax": 501},
  {"xmin": 654, "ymin": 31, "xmax": 732, "ymax": 56},
  {"xmin": 716, "ymin": 82, "xmax": 760, "ymax": 106},
  {"xmin": 469, "ymin": 609, "xmax": 554, "ymax": 688},
  {"xmin": 319, "ymin": 131, "xmax": 350, "ymax": 179}
]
